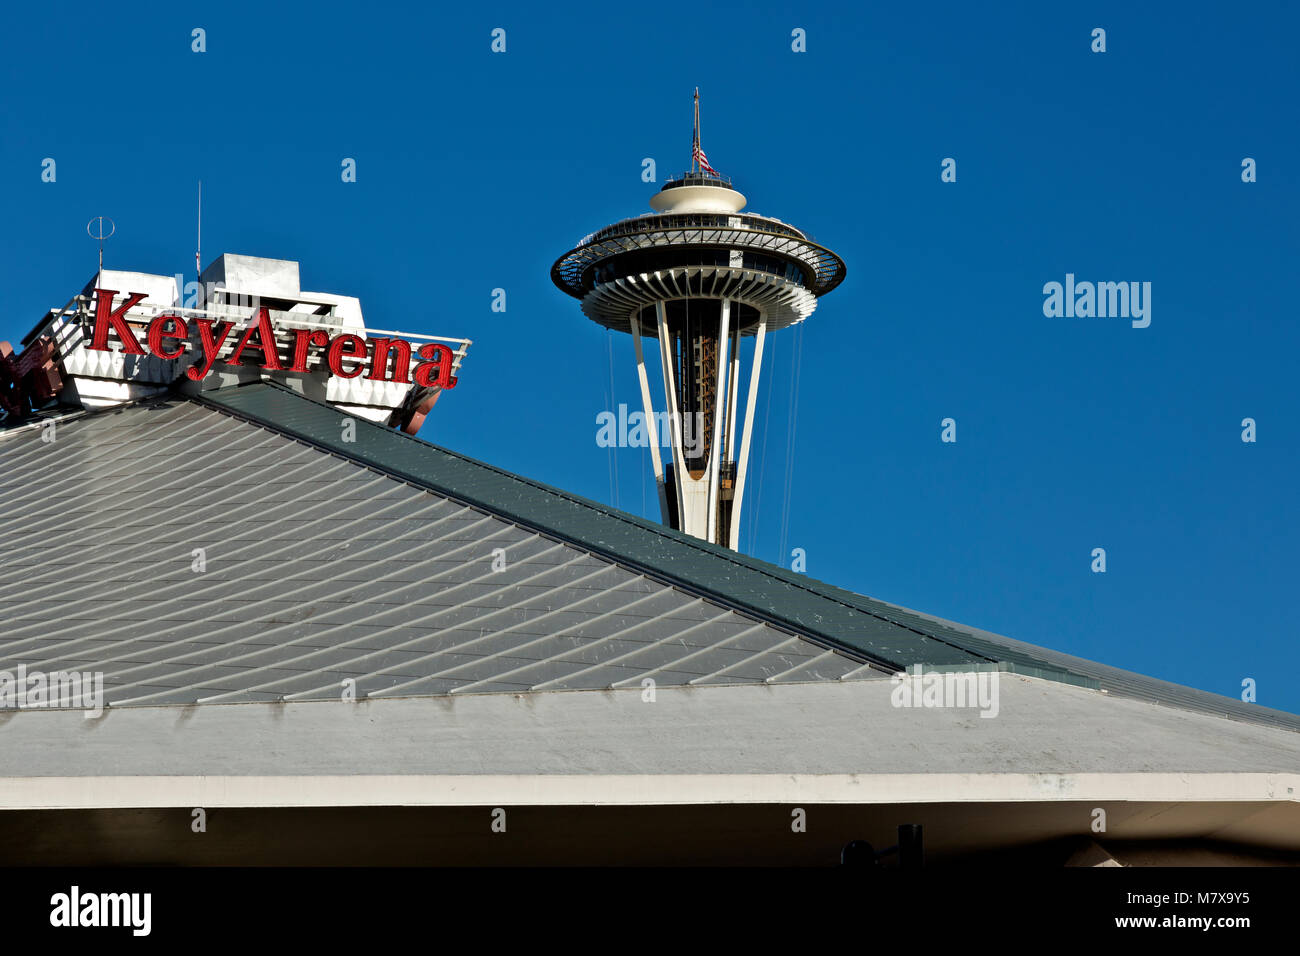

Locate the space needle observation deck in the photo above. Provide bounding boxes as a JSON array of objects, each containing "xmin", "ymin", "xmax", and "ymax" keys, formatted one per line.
[{"xmin": 551, "ymin": 92, "xmax": 846, "ymax": 549}]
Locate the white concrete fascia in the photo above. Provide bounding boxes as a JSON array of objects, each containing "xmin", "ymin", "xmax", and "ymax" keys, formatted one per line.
[{"xmin": 1, "ymin": 772, "xmax": 1296, "ymax": 811}]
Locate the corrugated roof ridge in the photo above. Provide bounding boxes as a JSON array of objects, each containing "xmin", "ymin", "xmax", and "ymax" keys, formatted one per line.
[
  {"xmin": 191, "ymin": 381, "xmax": 1011, "ymax": 672},
  {"xmin": 188, "ymin": 380, "xmax": 1300, "ymax": 736},
  {"xmin": 871, "ymin": 599, "xmax": 1300, "ymax": 732},
  {"xmin": 11, "ymin": 390, "xmax": 1297, "ymax": 730},
  {"xmin": 0, "ymin": 406, "xmax": 94, "ymax": 440}
]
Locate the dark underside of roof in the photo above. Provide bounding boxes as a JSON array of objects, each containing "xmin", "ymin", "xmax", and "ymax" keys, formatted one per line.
[{"xmin": 2, "ymin": 380, "xmax": 1297, "ymax": 732}]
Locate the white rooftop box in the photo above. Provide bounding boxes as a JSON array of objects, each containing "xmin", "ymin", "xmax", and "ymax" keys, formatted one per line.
[{"xmin": 200, "ymin": 254, "xmax": 301, "ymax": 299}]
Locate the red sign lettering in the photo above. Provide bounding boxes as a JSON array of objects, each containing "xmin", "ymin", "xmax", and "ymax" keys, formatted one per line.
[
  {"xmin": 86, "ymin": 290, "xmax": 456, "ymax": 391},
  {"xmin": 326, "ymin": 334, "xmax": 368, "ymax": 379},
  {"xmin": 146, "ymin": 314, "xmax": 188, "ymax": 360},
  {"xmin": 187, "ymin": 318, "xmax": 235, "ymax": 381},
  {"xmin": 414, "ymin": 343, "xmax": 457, "ymax": 389},
  {"xmin": 90, "ymin": 290, "xmax": 148, "ymax": 354},
  {"xmin": 225, "ymin": 308, "xmax": 283, "ymax": 370}
]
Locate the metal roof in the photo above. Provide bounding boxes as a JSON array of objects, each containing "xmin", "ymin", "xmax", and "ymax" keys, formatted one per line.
[
  {"xmin": 0, "ymin": 396, "xmax": 865, "ymax": 706},
  {"xmin": 2, "ymin": 381, "xmax": 1297, "ymax": 733}
]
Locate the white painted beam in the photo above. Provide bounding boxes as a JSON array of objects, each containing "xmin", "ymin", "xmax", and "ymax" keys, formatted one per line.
[
  {"xmin": 629, "ymin": 311, "xmax": 669, "ymax": 523},
  {"xmin": 729, "ymin": 311, "xmax": 767, "ymax": 550},
  {"xmin": 706, "ymin": 299, "xmax": 730, "ymax": 544},
  {"xmin": 654, "ymin": 300, "xmax": 687, "ymax": 528}
]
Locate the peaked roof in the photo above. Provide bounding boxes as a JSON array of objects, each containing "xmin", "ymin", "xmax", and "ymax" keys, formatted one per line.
[{"xmin": 2, "ymin": 381, "xmax": 1297, "ymax": 733}]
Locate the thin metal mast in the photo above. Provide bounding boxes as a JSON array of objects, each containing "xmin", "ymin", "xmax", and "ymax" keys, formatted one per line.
[
  {"xmin": 195, "ymin": 180, "xmax": 202, "ymax": 294},
  {"xmin": 692, "ymin": 88, "xmax": 700, "ymax": 174}
]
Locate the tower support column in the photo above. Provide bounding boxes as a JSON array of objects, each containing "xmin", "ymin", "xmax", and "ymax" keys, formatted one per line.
[
  {"xmin": 725, "ymin": 313, "xmax": 740, "ymax": 462},
  {"xmin": 729, "ymin": 310, "xmax": 767, "ymax": 550},
  {"xmin": 654, "ymin": 301, "xmax": 688, "ymax": 530},
  {"xmin": 705, "ymin": 299, "xmax": 731, "ymax": 543},
  {"xmin": 630, "ymin": 311, "xmax": 669, "ymax": 524}
]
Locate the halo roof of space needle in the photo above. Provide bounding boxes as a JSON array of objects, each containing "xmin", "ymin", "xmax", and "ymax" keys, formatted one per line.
[{"xmin": 551, "ymin": 90, "xmax": 846, "ymax": 550}]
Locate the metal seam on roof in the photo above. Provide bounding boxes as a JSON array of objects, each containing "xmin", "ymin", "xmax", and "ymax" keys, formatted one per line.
[
  {"xmin": 187, "ymin": 383, "xmax": 1300, "ymax": 731},
  {"xmin": 194, "ymin": 382, "xmax": 994, "ymax": 672},
  {"xmin": 2, "ymin": 399, "xmax": 865, "ymax": 707},
  {"xmin": 7, "ymin": 387, "xmax": 1295, "ymax": 731}
]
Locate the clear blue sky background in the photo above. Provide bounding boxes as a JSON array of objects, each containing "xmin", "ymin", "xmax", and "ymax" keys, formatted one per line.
[{"xmin": 2, "ymin": 1, "xmax": 1297, "ymax": 713}]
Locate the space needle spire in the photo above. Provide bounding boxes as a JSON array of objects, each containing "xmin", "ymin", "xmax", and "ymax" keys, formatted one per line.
[
  {"xmin": 693, "ymin": 88, "xmax": 699, "ymax": 173},
  {"xmin": 551, "ymin": 92, "xmax": 846, "ymax": 549},
  {"xmin": 691, "ymin": 88, "xmax": 719, "ymax": 178}
]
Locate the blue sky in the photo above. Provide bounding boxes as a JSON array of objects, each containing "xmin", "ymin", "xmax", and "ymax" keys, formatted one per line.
[{"xmin": 2, "ymin": 1, "xmax": 1297, "ymax": 713}]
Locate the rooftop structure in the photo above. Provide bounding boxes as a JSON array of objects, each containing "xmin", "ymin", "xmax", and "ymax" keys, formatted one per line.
[{"xmin": 1, "ymin": 253, "xmax": 471, "ymax": 435}]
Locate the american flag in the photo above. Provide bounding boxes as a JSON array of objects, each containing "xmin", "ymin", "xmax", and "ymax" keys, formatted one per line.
[{"xmin": 693, "ymin": 141, "xmax": 719, "ymax": 177}]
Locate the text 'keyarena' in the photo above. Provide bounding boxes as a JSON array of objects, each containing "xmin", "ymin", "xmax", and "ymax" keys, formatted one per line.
[{"xmin": 87, "ymin": 289, "xmax": 458, "ymax": 388}]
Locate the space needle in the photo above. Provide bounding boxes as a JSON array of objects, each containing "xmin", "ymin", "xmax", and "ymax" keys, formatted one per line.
[{"xmin": 551, "ymin": 91, "xmax": 846, "ymax": 549}]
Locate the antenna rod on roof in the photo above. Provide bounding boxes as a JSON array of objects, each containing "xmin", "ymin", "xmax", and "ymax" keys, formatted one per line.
[
  {"xmin": 195, "ymin": 180, "xmax": 202, "ymax": 298},
  {"xmin": 86, "ymin": 216, "xmax": 115, "ymax": 275}
]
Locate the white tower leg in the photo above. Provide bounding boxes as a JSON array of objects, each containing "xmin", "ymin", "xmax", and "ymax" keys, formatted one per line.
[
  {"xmin": 728, "ymin": 310, "xmax": 767, "ymax": 550},
  {"xmin": 630, "ymin": 311, "xmax": 669, "ymax": 523},
  {"xmin": 725, "ymin": 315, "xmax": 740, "ymax": 462},
  {"xmin": 654, "ymin": 301, "xmax": 688, "ymax": 530},
  {"xmin": 705, "ymin": 299, "xmax": 731, "ymax": 543}
]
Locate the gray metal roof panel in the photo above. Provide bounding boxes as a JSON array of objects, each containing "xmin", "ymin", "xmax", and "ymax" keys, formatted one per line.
[
  {"xmin": 0, "ymin": 399, "xmax": 860, "ymax": 707},
  {"xmin": 3, "ymin": 385, "xmax": 1296, "ymax": 734},
  {"xmin": 191, "ymin": 382, "xmax": 1300, "ymax": 731},
  {"xmin": 199, "ymin": 383, "xmax": 991, "ymax": 671}
]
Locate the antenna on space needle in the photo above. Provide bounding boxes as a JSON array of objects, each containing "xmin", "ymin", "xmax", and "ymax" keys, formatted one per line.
[{"xmin": 87, "ymin": 216, "xmax": 115, "ymax": 273}]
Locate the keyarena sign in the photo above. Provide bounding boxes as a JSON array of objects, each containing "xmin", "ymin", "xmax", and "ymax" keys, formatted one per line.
[{"xmin": 88, "ymin": 289, "xmax": 458, "ymax": 388}]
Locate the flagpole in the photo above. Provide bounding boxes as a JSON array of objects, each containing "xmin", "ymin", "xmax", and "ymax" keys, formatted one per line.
[{"xmin": 693, "ymin": 88, "xmax": 700, "ymax": 174}]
